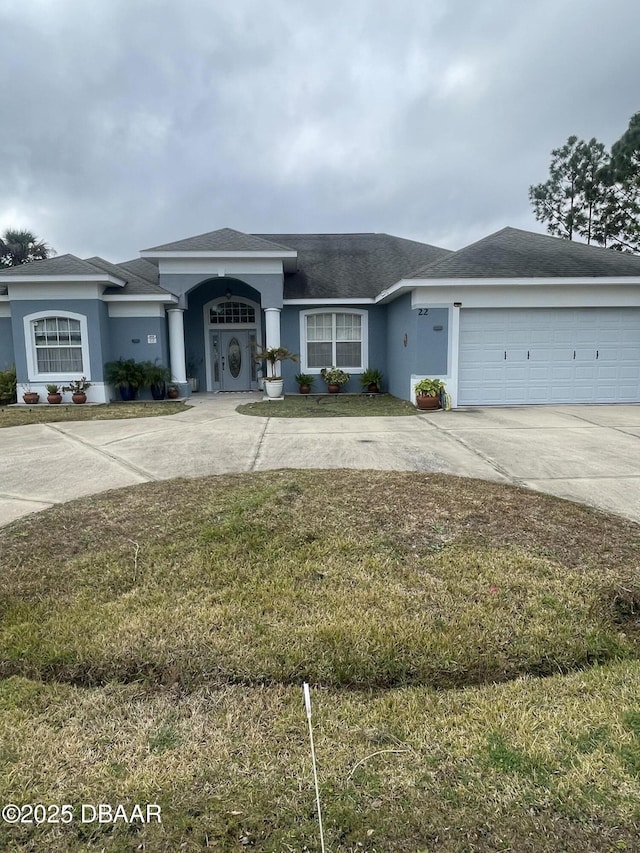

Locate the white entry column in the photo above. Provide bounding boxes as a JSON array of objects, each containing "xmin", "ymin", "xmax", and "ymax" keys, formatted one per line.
[
  {"xmin": 264, "ymin": 307, "xmax": 281, "ymax": 349},
  {"xmin": 167, "ymin": 308, "xmax": 187, "ymax": 384}
]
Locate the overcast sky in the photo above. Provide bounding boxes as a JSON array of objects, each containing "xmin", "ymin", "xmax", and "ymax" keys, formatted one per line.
[{"xmin": 1, "ymin": 0, "xmax": 639, "ymax": 262}]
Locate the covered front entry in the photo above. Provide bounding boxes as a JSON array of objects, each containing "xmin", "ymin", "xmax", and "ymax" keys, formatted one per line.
[
  {"xmin": 204, "ymin": 296, "xmax": 261, "ymax": 391},
  {"xmin": 458, "ymin": 307, "xmax": 640, "ymax": 405}
]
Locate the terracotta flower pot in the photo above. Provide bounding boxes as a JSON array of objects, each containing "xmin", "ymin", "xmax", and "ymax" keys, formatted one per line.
[
  {"xmin": 47, "ymin": 393, "xmax": 62, "ymax": 404},
  {"xmin": 327, "ymin": 383, "xmax": 340, "ymax": 393},
  {"xmin": 72, "ymin": 392, "xmax": 87, "ymax": 404},
  {"xmin": 299, "ymin": 385, "xmax": 311, "ymax": 394},
  {"xmin": 416, "ymin": 395, "xmax": 440, "ymax": 410},
  {"xmin": 22, "ymin": 392, "xmax": 39, "ymax": 405},
  {"xmin": 167, "ymin": 388, "xmax": 179, "ymax": 399}
]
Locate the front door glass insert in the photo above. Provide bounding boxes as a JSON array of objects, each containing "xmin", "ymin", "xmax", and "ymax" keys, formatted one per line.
[{"xmin": 228, "ymin": 337, "xmax": 242, "ymax": 378}]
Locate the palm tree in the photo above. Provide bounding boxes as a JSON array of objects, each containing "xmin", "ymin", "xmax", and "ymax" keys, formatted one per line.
[{"xmin": 0, "ymin": 229, "xmax": 55, "ymax": 267}]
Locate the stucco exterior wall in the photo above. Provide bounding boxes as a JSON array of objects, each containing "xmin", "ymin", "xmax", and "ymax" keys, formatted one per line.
[
  {"xmin": 386, "ymin": 293, "xmax": 415, "ymax": 401},
  {"xmin": 0, "ymin": 316, "xmax": 14, "ymax": 369},
  {"xmin": 107, "ymin": 316, "xmax": 169, "ymax": 367},
  {"xmin": 10, "ymin": 299, "xmax": 108, "ymax": 384},
  {"xmin": 161, "ymin": 271, "xmax": 283, "ymax": 309}
]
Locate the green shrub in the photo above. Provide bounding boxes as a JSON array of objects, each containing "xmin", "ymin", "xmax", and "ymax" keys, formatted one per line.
[{"xmin": 0, "ymin": 365, "xmax": 17, "ymax": 404}]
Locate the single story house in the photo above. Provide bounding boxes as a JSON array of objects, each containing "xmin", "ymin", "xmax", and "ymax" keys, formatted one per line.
[{"xmin": 1, "ymin": 225, "xmax": 639, "ymax": 407}]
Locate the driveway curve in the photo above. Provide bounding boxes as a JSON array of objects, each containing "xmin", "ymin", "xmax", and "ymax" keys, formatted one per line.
[{"xmin": 1, "ymin": 394, "xmax": 639, "ymax": 527}]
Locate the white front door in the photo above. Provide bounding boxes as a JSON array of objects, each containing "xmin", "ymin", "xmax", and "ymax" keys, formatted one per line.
[
  {"xmin": 219, "ymin": 330, "xmax": 251, "ymax": 391},
  {"xmin": 458, "ymin": 308, "xmax": 640, "ymax": 405}
]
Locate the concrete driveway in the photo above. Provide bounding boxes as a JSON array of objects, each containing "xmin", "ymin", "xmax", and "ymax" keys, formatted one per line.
[{"xmin": 1, "ymin": 394, "xmax": 639, "ymax": 527}]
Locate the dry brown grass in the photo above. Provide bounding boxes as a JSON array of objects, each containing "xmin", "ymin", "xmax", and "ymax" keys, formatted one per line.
[{"xmin": 1, "ymin": 471, "xmax": 640, "ymax": 850}]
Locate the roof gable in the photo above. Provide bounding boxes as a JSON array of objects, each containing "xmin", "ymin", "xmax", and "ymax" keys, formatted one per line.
[
  {"xmin": 409, "ymin": 227, "xmax": 640, "ymax": 279},
  {"xmin": 142, "ymin": 227, "xmax": 296, "ymax": 254}
]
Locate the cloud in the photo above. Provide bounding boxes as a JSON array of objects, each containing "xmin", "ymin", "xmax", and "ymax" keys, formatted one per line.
[{"xmin": 1, "ymin": 0, "xmax": 638, "ymax": 259}]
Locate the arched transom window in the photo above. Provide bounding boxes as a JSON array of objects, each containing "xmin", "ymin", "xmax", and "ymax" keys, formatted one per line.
[{"xmin": 209, "ymin": 301, "xmax": 256, "ymax": 325}]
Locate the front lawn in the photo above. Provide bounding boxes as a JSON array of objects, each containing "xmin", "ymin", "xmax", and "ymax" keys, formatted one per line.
[
  {"xmin": 1, "ymin": 471, "xmax": 639, "ymax": 851},
  {"xmin": 237, "ymin": 393, "xmax": 417, "ymax": 417},
  {"xmin": 0, "ymin": 400, "xmax": 189, "ymax": 428}
]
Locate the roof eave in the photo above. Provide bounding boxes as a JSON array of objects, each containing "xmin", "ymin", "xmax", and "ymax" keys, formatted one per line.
[
  {"xmin": 407, "ymin": 275, "xmax": 640, "ymax": 287},
  {"xmin": 0, "ymin": 274, "xmax": 126, "ymax": 286},
  {"xmin": 102, "ymin": 293, "xmax": 177, "ymax": 302}
]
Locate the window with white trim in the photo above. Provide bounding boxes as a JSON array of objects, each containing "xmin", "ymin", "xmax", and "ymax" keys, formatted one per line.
[
  {"xmin": 303, "ymin": 310, "xmax": 365, "ymax": 370},
  {"xmin": 33, "ymin": 317, "xmax": 84, "ymax": 372}
]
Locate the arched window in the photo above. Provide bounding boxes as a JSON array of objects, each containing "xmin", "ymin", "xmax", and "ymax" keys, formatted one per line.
[{"xmin": 23, "ymin": 311, "xmax": 90, "ymax": 380}]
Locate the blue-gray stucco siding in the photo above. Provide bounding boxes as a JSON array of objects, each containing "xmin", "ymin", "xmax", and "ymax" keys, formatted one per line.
[
  {"xmin": 0, "ymin": 317, "xmax": 14, "ymax": 369},
  {"xmin": 11, "ymin": 299, "xmax": 109, "ymax": 383},
  {"xmin": 281, "ymin": 304, "xmax": 388, "ymax": 394},
  {"xmin": 108, "ymin": 317, "xmax": 169, "ymax": 367},
  {"xmin": 386, "ymin": 295, "xmax": 449, "ymax": 400}
]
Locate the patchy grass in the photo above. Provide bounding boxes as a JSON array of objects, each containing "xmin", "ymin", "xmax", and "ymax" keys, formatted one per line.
[
  {"xmin": 0, "ymin": 401, "xmax": 190, "ymax": 428},
  {"xmin": 237, "ymin": 393, "xmax": 417, "ymax": 417},
  {"xmin": 1, "ymin": 470, "xmax": 640, "ymax": 850}
]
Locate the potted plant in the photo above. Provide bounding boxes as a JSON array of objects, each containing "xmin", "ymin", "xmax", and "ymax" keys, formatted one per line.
[
  {"xmin": 414, "ymin": 378, "xmax": 445, "ymax": 410},
  {"xmin": 46, "ymin": 384, "xmax": 63, "ymax": 404},
  {"xmin": 360, "ymin": 368, "xmax": 383, "ymax": 393},
  {"xmin": 167, "ymin": 384, "xmax": 179, "ymax": 399},
  {"xmin": 142, "ymin": 360, "xmax": 171, "ymax": 400},
  {"xmin": 63, "ymin": 377, "xmax": 91, "ymax": 404},
  {"xmin": 21, "ymin": 384, "xmax": 39, "ymax": 405},
  {"xmin": 186, "ymin": 357, "xmax": 201, "ymax": 393},
  {"xmin": 295, "ymin": 373, "xmax": 315, "ymax": 394},
  {"xmin": 255, "ymin": 346, "xmax": 299, "ymax": 399},
  {"xmin": 320, "ymin": 366, "xmax": 350, "ymax": 393},
  {"xmin": 104, "ymin": 358, "xmax": 145, "ymax": 401}
]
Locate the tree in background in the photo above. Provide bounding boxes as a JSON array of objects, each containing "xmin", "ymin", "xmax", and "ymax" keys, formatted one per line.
[
  {"xmin": 0, "ymin": 228, "xmax": 54, "ymax": 267},
  {"xmin": 529, "ymin": 115, "xmax": 640, "ymax": 253}
]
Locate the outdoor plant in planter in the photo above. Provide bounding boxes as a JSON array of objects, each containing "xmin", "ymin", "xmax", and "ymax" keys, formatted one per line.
[
  {"xmin": 295, "ymin": 373, "xmax": 315, "ymax": 394},
  {"xmin": 360, "ymin": 367, "xmax": 383, "ymax": 393},
  {"xmin": 254, "ymin": 346, "xmax": 299, "ymax": 399},
  {"xmin": 166, "ymin": 384, "xmax": 179, "ymax": 399},
  {"xmin": 105, "ymin": 358, "xmax": 146, "ymax": 401},
  {"xmin": 46, "ymin": 384, "xmax": 63, "ymax": 404},
  {"xmin": 320, "ymin": 366, "xmax": 350, "ymax": 393},
  {"xmin": 142, "ymin": 360, "xmax": 171, "ymax": 400},
  {"xmin": 414, "ymin": 377, "xmax": 446, "ymax": 410},
  {"xmin": 63, "ymin": 377, "xmax": 91, "ymax": 404},
  {"xmin": 21, "ymin": 384, "xmax": 39, "ymax": 405}
]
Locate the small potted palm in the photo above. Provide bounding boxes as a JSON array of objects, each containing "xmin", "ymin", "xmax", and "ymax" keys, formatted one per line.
[
  {"xmin": 255, "ymin": 346, "xmax": 299, "ymax": 399},
  {"xmin": 320, "ymin": 366, "xmax": 349, "ymax": 393},
  {"xmin": 360, "ymin": 368, "xmax": 383, "ymax": 393},
  {"xmin": 142, "ymin": 360, "xmax": 171, "ymax": 400},
  {"xmin": 46, "ymin": 384, "xmax": 63, "ymax": 404},
  {"xmin": 105, "ymin": 358, "xmax": 146, "ymax": 401},
  {"xmin": 414, "ymin": 378, "xmax": 445, "ymax": 410},
  {"xmin": 295, "ymin": 373, "xmax": 315, "ymax": 394}
]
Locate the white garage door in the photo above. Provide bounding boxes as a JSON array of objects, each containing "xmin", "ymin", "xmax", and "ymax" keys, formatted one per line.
[{"xmin": 458, "ymin": 308, "xmax": 640, "ymax": 405}]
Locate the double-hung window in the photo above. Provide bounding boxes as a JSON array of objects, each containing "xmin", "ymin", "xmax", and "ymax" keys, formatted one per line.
[
  {"xmin": 303, "ymin": 310, "xmax": 366, "ymax": 370},
  {"xmin": 24, "ymin": 311, "xmax": 90, "ymax": 380},
  {"xmin": 33, "ymin": 317, "xmax": 84, "ymax": 372}
]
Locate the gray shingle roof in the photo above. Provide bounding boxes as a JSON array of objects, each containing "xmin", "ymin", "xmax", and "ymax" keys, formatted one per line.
[
  {"xmin": 88, "ymin": 257, "xmax": 167, "ymax": 296},
  {"xmin": 0, "ymin": 254, "xmax": 117, "ymax": 279},
  {"xmin": 409, "ymin": 227, "xmax": 640, "ymax": 279},
  {"xmin": 254, "ymin": 233, "xmax": 452, "ymax": 299},
  {"xmin": 142, "ymin": 227, "xmax": 296, "ymax": 254}
]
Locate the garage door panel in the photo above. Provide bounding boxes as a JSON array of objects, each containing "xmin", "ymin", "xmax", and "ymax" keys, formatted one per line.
[{"xmin": 459, "ymin": 308, "xmax": 640, "ymax": 405}]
